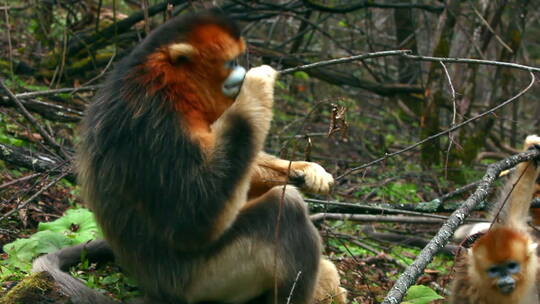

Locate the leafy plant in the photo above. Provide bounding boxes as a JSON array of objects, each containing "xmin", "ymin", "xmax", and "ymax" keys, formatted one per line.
[
  {"xmin": 402, "ymin": 285, "xmax": 443, "ymax": 304},
  {"xmin": 2, "ymin": 208, "xmax": 101, "ymax": 273}
]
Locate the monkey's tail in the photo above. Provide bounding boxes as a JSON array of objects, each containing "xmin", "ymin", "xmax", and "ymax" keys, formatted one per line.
[
  {"xmin": 502, "ymin": 135, "xmax": 540, "ymax": 229},
  {"xmin": 31, "ymin": 239, "xmax": 119, "ymax": 304}
]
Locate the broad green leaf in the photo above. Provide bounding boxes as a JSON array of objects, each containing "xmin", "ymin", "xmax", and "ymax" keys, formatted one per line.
[
  {"xmin": 32, "ymin": 230, "xmax": 73, "ymax": 254},
  {"xmin": 38, "ymin": 208, "xmax": 101, "ymax": 241},
  {"xmin": 403, "ymin": 285, "xmax": 444, "ymax": 304},
  {"xmin": 293, "ymin": 71, "xmax": 310, "ymax": 80}
]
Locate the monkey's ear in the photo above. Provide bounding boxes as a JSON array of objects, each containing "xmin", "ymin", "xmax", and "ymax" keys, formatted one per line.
[{"xmin": 168, "ymin": 43, "xmax": 197, "ymax": 63}]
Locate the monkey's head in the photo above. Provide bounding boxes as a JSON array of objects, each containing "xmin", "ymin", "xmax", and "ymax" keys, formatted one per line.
[
  {"xmin": 126, "ymin": 11, "xmax": 247, "ymax": 122},
  {"xmin": 470, "ymin": 227, "xmax": 538, "ymax": 296}
]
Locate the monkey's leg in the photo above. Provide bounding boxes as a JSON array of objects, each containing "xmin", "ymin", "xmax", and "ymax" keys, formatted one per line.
[
  {"xmin": 31, "ymin": 239, "xmax": 117, "ymax": 304},
  {"xmin": 241, "ymin": 186, "xmax": 322, "ymax": 304},
  {"xmin": 185, "ymin": 186, "xmax": 321, "ymax": 304},
  {"xmin": 249, "ymin": 152, "xmax": 334, "ymax": 198}
]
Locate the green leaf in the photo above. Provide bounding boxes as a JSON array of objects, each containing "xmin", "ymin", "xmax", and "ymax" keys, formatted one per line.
[
  {"xmin": 293, "ymin": 71, "xmax": 310, "ymax": 80},
  {"xmin": 3, "ymin": 237, "xmax": 40, "ymax": 267},
  {"xmin": 3, "ymin": 230, "xmax": 73, "ymax": 271},
  {"xmin": 32, "ymin": 230, "xmax": 73, "ymax": 254},
  {"xmin": 3, "ymin": 208, "xmax": 102, "ymax": 271},
  {"xmin": 402, "ymin": 285, "xmax": 444, "ymax": 304},
  {"xmin": 38, "ymin": 208, "xmax": 102, "ymax": 242},
  {"xmin": 101, "ymin": 273, "xmax": 122, "ymax": 285}
]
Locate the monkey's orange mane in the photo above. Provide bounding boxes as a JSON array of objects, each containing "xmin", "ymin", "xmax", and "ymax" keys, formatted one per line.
[
  {"xmin": 132, "ymin": 23, "xmax": 246, "ymax": 147},
  {"xmin": 473, "ymin": 227, "xmax": 530, "ymax": 264}
]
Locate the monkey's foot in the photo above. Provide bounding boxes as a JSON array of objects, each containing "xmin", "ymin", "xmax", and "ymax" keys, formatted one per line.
[{"xmin": 291, "ymin": 162, "xmax": 334, "ymax": 194}]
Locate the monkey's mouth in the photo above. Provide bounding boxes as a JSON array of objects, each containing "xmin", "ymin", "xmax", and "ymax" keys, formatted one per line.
[{"xmin": 498, "ymin": 281, "xmax": 515, "ymax": 294}]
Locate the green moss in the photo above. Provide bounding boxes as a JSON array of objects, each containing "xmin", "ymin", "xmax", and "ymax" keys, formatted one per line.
[{"xmin": 0, "ymin": 272, "xmax": 68, "ymax": 304}]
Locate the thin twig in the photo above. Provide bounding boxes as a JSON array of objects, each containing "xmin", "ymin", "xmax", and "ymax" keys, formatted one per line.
[
  {"xmin": 3, "ymin": 0, "xmax": 13, "ymax": 77},
  {"xmin": 0, "ymin": 172, "xmax": 69, "ymax": 222},
  {"xmin": 11, "ymin": 85, "xmax": 101, "ymax": 100},
  {"xmin": 81, "ymin": 52, "xmax": 117, "ymax": 87},
  {"xmin": 278, "ymin": 50, "xmax": 411, "ymax": 75},
  {"xmin": 403, "ymin": 53, "xmax": 540, "ymax": 73},
  {"xmin": 0, "ymin": 80, "xmax": 70, "ymax": 159},
  {"xmin": 337, "ymin": 71, "xmax": 536, "ymax": 180},
  {"xmin": 440, "ymin": 61, "xmax": 457, "ymax": 179},
  {"xmin": 470, "ymin": 2, "xmax": 513, "ymax": 53},
  {"xmin": 0, "ymin": 173, "xmax": 42, "ymax": 190},
  {"xmin": 285, "ymin": 271, "xmax": 302, "ymax": 304}
]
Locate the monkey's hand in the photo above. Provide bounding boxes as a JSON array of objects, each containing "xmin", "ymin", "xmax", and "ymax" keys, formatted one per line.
[
  {"xmin": 524, "ymin": 135, "xmax": 540, "ymax": 151},
  {"xmin": 222, "ymin": 65, "xmax": 277, "ymax": 150},
  {"xmin": 290, "ymin": 162, "xmax": 334, "ymax": 194},
  {"xmin": 236, "ymin": 65, "xmax": 278, "ymax": 109},
  {"xmin": 525, "ymin": 135, "xmax": 540, "ymax": 167}
]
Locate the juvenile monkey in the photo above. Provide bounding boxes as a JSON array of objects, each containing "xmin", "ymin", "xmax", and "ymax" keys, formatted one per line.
[
  {"xmin": 450, "ymin": 135, "xmax": 540, "ymax": 304},
  {"xmin": 34, "ymin": 11, "xmax": 345, "ymax": 304}
]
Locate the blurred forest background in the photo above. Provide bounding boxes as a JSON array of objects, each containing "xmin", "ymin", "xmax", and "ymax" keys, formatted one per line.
[{"xmin": 1, "ymin": 0, "xmax": 540, "ymax": 303}]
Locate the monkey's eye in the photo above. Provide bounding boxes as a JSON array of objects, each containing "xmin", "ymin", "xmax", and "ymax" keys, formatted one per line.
[
  {"xmin": 487, "ymin": 266, "xmax": 500, "ymax": 278},
  {"xmin": 506, "ymin": 262, "xmax": 520, "ymax": 273},
  {"xmin": 224, "ymin": 60, "xmax": 237, "ymax": 69}
]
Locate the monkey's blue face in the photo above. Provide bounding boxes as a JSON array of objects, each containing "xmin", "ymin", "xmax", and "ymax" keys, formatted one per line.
[
  {"xmin": 487, "ymin": 261, "xmax": 520, "ymax": 294},
  {"xmin": 222, "ymin": 60, "xmax": 246, "ymax": 97}
]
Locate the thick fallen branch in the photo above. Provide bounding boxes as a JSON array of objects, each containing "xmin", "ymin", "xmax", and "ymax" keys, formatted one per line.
[
  {"xmin": 362, "ymin": 226, "xmax": 458, "ymax": 256},
  {"xmin": 382, "ymin": 148, "xmax": 540, "ymax": 304},
  {"xmin": 0, "ymin": 143, "xmax": 71, "ymax": 178},
  {"xmin": 310, "ymin": 213, "xmax": 447, "ymax": 224},
  {"xmin": 0, "ymin": 98, "xmax": 82, "ymax": 122},
  {"xmin": 307, "ymin": 196, "xmax": 488, "ymax": 215},
  {"xmin": 310, "ymin": 212, "xmax": 486, "ymax": 225}
]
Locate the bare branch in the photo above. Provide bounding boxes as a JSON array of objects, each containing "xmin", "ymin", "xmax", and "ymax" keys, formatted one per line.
[
  {"xmin": 10, "ymin": 85, "xmax": 101, "ymax": 100},
  {"xmin": 300, "ymin": 0, "xmax": 445, "ymax": 13},
  {"xmin": 0, "ymin": 80, "xmax": 71, "ymax": 159},
  {"xmin": 403, "ymin": 53, "xmax": 540, "ymax": 73},
  {"xmin": 0, "ymin": 172, "xmax": 69, "ymax": 222},
  {"xmin": 310, "ymin": 213, "xmax": 486, "ymax": 225},
  {"xmin": 362, "ymin": 226, "xmax": 459, "ymax": 256},
  {"xmin": 337, "ymin": 71, "xmax": 536, "ymax": 180},
  {"xmin": 279, "ymin": 50, "xmax": 411, "ymax": 75},
  {"xmin": 0, "ymin": 143, "xmax": 70, "ymax": 177}
]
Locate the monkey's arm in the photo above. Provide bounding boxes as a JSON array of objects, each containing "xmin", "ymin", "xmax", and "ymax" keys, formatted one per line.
[
  {"xmin": 248, "ymin": 152, "xmax": 334, "ymax": 198},
  {"xmin": 180, "ymin": 66, "xmax": 277, "ymax": 244}
]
